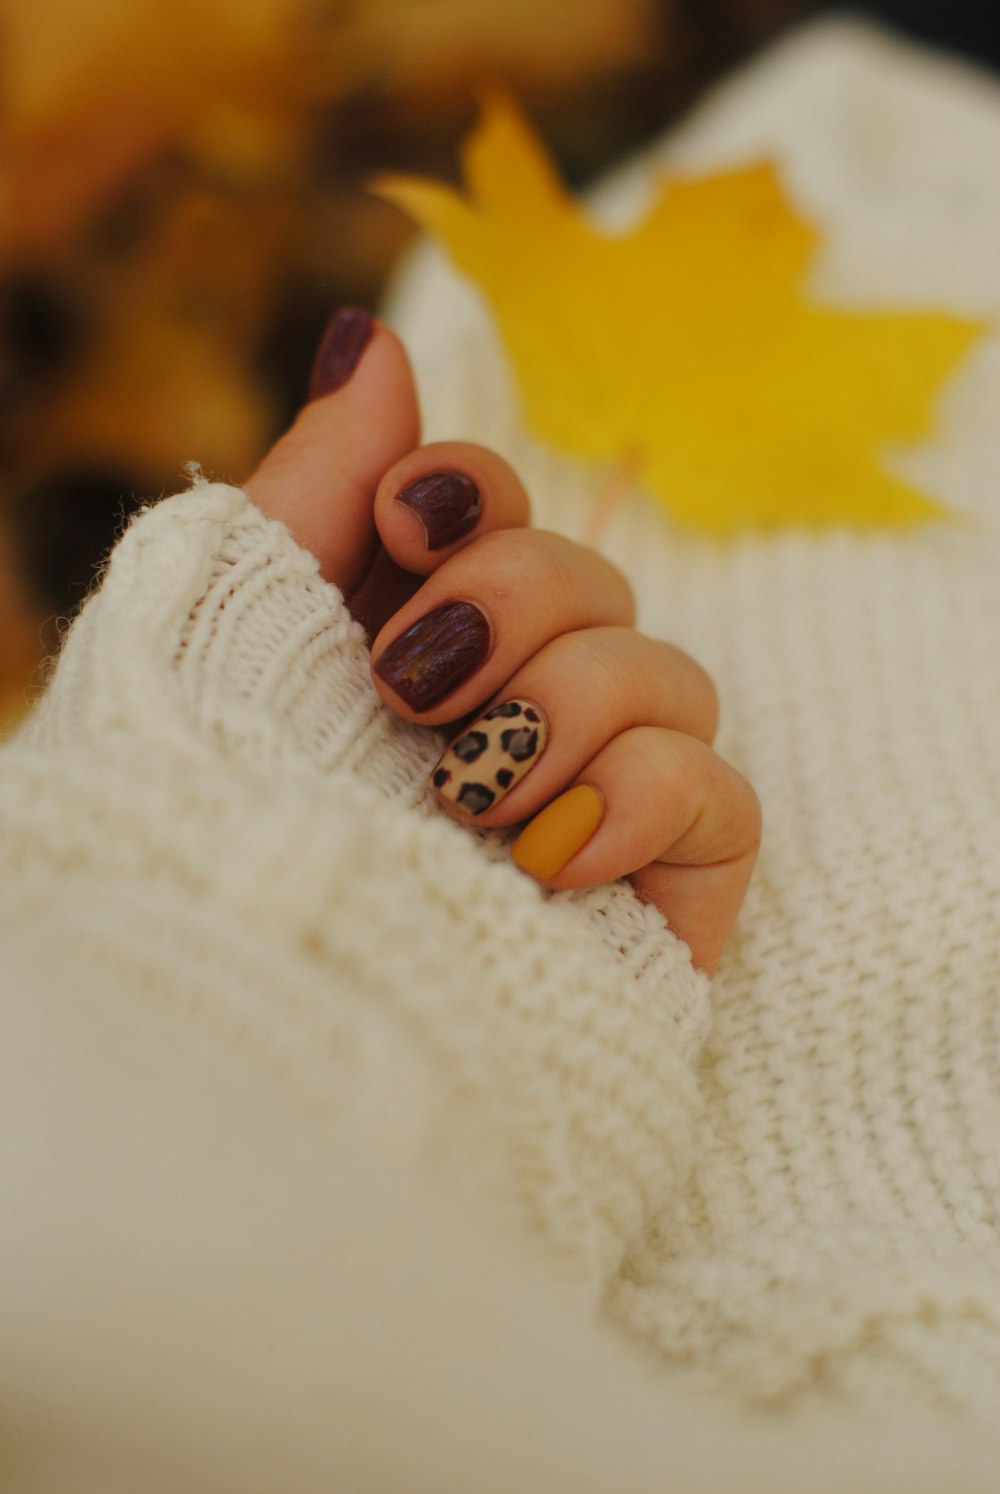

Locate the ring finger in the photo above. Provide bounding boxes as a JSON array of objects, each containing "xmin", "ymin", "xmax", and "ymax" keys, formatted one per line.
[{"xmin": 429, "ymin": 626, "xmax": 719, "ymax": 823}]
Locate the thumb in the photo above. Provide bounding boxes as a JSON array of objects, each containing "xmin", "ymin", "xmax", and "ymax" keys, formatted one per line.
[{"xmin": 244, "ymin": 309, "xmax": 421, "ymax": 595}]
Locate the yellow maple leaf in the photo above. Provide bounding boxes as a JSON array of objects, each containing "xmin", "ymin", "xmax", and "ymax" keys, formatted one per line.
[{"xmin": 374, "ymin": 94, "xmax": 986, "ymax": 532}]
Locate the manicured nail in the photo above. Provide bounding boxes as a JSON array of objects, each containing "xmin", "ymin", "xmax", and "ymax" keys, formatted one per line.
[
  {"xmin": 309, "ymin": 307, "xmax": 374, "ymax": 398},
  {"xmin": 510, "ymin": 784, "xmax": 604, "ymax": 879},
  {"xmin": 431, "ymin": 699, "xmax": 548, "ymax": 815},
  {"xmin": 373, "ymin": 600, "xmax": 490, "ymax": 711},
  {"xmin": 395, "ymin": 471, "xmax": 482, "ymax": 549}
]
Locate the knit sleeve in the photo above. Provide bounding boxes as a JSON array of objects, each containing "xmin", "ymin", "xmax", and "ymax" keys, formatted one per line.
[
  {"xmin": 3, "ymin": 475, "xmax": 709, "ymax": 1291},
  {"xmin": 19, "ymin": 476, "xmax": 438, "ymax": 798}
]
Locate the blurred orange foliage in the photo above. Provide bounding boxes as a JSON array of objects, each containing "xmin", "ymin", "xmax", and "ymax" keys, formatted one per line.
[{"xmin": 0, "ymin": 0, "xmax": 811, "ymax": 727}]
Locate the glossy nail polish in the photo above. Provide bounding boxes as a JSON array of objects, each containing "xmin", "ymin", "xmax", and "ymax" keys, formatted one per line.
[
  {"xmin": 373, "ymin": 601, "xmax": 490, "ymax": 711},
  {"xmin": 309, "ymin": 307, "xmax": 374, "ymax": 399},
  {"xmin": 431, "ymin": 699, "xmax": 548, "ymax": 814},
  {"xmin": 395, "ymin": 471, "xmax": 482, "ymax": 549}
]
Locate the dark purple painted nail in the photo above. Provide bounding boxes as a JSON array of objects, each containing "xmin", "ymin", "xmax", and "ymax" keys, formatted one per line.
[
  {"xmin": 395, "ymin": 470, "xmax": 482, "ymax": 549},
  {"xmin": 373, "ymin": 601, "xmax": 490, "ymax": 711},
  {"xmin": 309, "ymin": 307, "xmax": 375, "ymax": 399}
]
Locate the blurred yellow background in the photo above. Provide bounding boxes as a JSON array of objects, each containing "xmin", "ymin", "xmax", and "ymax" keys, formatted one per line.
[{"xmin": 0, "ymin": 0, "xmax": 814, "ymax": 730}]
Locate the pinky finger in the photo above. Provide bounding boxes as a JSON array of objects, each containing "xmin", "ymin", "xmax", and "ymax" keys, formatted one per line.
[{"xmin": 510, "ymin": 727, "xmax": 761, "ymax": 976}]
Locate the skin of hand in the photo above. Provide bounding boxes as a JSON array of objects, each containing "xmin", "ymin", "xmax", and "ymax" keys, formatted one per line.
[{"xmin": 245, "ymin": 310, "xmax": 761, "ymax": 976}]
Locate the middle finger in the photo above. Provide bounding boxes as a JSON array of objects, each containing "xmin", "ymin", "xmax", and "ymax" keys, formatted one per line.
[
  {"xmin": 370, "ymin": 529, "xmax": 635, "ymax": 724},
  {"xmin": 429, "ymin": 625, "xmax": 720, "ymax": 825}
]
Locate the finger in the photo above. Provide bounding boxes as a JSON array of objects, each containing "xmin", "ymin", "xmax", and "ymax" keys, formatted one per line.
[
  {"xmin": 369, "ymin": 529, "xmax": 636, "ymax": 724},
  {"xmin": 509, "ymin": 727, "xmax": 761, "ymax": 976},
  {"xmin": 428, "ymin": 626, "xmax": 719, "ymax": 822},
  {"xmin": 244, "ymin": 310, "xmax": 420, "ymax": 595},
  {"xmin": 347, "ymin": 441, "xmax": 534, "ymax": 641},
  {"xmin": 374, "ymin": 441, "xmax": 532, "ymax": 576}
]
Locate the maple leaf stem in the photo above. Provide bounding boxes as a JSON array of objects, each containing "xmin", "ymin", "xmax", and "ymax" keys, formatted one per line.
[{"xmin": 582, "ymin": 449, "xmax": 640, "ymax": 550}]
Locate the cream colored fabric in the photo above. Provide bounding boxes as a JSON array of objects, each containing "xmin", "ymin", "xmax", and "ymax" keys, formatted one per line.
[
  {"xmin": 1, "ymin": 16, "xmax": 999, "ymax": 1491},
  {"xmin": 387, "ymin": 11, "xmax": 1000, "ymax": 1412}
]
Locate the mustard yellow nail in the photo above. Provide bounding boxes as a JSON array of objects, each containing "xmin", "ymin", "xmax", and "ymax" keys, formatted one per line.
[{"xmin": 510, "ymin": 784, "xmax": 604, "ymax": 880}]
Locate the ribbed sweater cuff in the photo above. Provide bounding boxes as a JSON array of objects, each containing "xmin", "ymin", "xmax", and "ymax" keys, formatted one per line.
[
  {"xmin": 21, "ymin": 479, "xmax": 446, "ymax": 803},
  {"xmin": 18, "ymin": 477, "xmax": 711, "ymax": 1064}
]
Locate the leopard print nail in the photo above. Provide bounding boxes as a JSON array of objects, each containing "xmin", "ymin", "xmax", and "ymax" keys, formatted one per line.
[{"xmin": 431, "ymin": 699, "xmax": 549, "ymax": 815}]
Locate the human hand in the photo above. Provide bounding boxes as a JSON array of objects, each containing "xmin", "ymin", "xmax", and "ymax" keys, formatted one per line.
[{"xmin": 246, "ymin": 309, "xmax": 760, "ymax": 975}]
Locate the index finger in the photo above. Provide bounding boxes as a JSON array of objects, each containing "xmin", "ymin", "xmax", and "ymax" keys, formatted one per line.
[{"xmin": 373, "ymin": 441, "xmax": 533, "ymax": 578}]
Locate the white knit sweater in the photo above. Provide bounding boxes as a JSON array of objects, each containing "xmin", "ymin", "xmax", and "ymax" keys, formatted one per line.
[{"xmin": 2, "ymin": 17, "xmax": 999, "ymax": 1492}]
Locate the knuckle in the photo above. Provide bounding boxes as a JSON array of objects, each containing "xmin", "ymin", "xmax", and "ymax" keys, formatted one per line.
[
  {"xmin": 694, "ymin": 662, "xmax": 721, "ymax": 743},
  {"xmin": 464, "ymin": 530, "xmax": 585, "ymax": 610},
  {"xmin": 542, "ymin": 536, "xmax": 597, "ymax": 614},
  {"xmin": 539, "ymin": 531, "xmax": 636, "ymax": 623},
  {"xmin": 730, "ymin": 771, "xmax": 763, "ymax": 858},
  {"xmin": 469, "ymin": 528, "xmax": 556, "ymax": 595},
  {"xmin": 467, "ymin": 528, "xmax": 636, "ymax": 625},
  {"xmin": 577, "ymin": 628, "xmax": 644, "ymax": 718},
  {"xmin": 669, "ymin": 645, "xmax": 720, "ymax": 744},
  {"xmin": 745, "ymin": 779, "xmax": 764, "ymax": 841}
]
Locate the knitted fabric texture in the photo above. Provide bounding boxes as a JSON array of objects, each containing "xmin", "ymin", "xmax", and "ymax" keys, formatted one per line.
[
  {"xmin": 384, "ymin": 14, "xmax": 1000, "ymax": 1414},
  {"xmin": 1, "ymin": 16, "xmax": 999, "ymax": 1491},
  {"xmin": 9, "ymin": 480, "xmax": 707, "ymax": 1282}
]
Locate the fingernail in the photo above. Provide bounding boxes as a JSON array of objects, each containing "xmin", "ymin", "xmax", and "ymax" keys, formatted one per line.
[
  {"xmin": 309, "ymin": 307, "xmax": 375, "ymax": 399},
  {"xmin": 510, "ymin": 784, "xmax": 604, "ymax": 879},
  {"xmin": 373, "ymin": 600, "xmax": 490, "ymax": 711},
  {"xmin": 395, "ymin": 471, "xmax": 482, "ymax": 549},
  {"xmin": 431, "ymin": 699, "xmax": 548, "ymax": 815}
]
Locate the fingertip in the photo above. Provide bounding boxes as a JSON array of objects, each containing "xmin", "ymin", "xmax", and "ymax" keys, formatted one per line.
[
  {"xmin": 308, "ymin": 306, "xmax": 376, "ymax": 401},
  {"xmin": 394, "ymin": 470, "xmax": 483, "ymax": 550},
  {"xmin": 374, "ymin": 441, "xmax": 531, "ymax": 577},
  {"xmin": 245, "ymin": 316, "xmax": 420, "ymax": 591},
  {"xmin": 510, "ymin": 783, "xmax": 605, "ymax": 881},
  {"xmin": 306, "ymin": 317, "xmax": 421, "ymax": 452}
]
